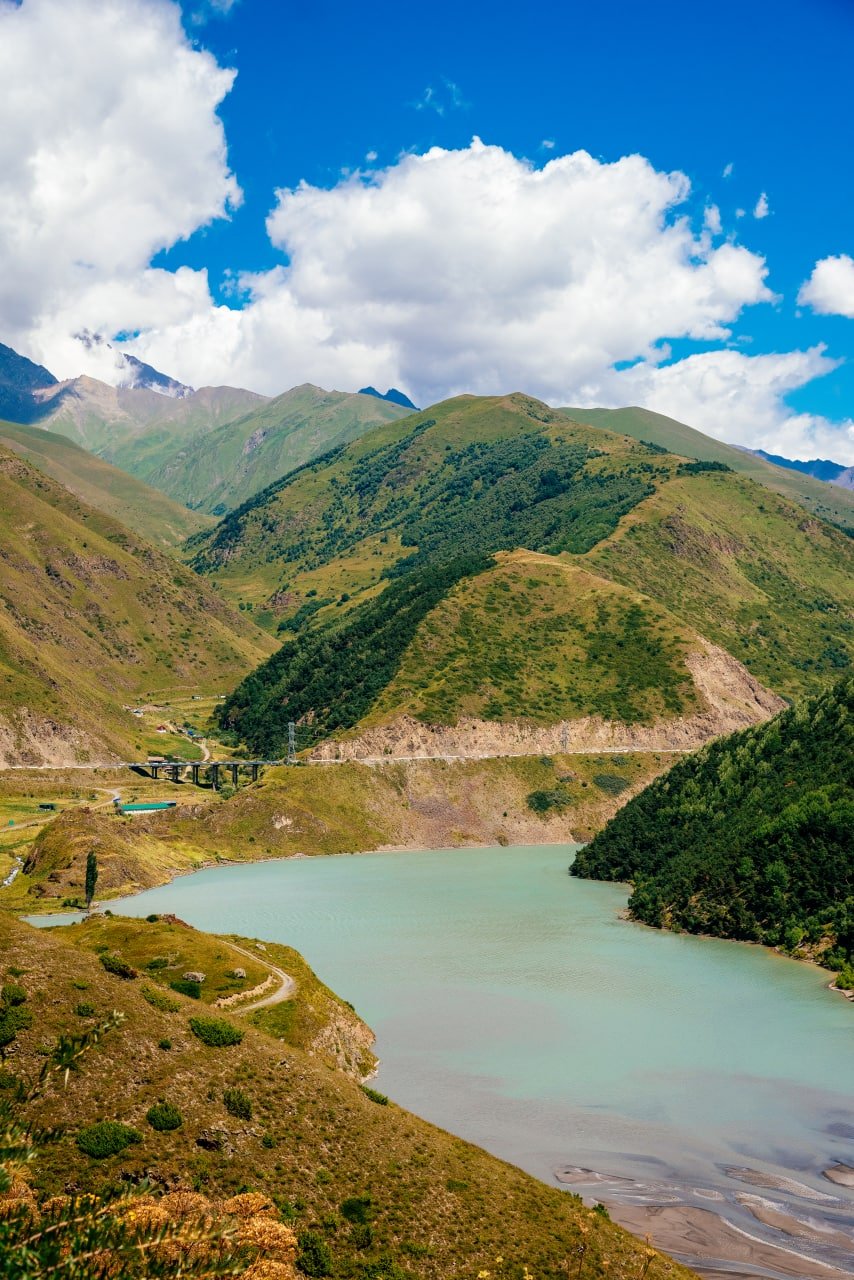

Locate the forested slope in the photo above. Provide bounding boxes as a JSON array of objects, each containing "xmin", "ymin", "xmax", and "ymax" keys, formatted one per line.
[{"xmin": 572, "ymin": 677, "xmax": 854, "ymax": 981}]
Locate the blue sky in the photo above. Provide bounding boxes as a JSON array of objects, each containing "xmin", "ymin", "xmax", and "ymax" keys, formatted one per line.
[{"xmin": 2, "ymin": 0, "xmax": 853, "ymax": 459}]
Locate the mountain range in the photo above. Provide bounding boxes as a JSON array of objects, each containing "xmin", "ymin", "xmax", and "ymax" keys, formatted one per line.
[{"xmin": 750, "ymin": 447, "xmax": 854, "ymax": 490}]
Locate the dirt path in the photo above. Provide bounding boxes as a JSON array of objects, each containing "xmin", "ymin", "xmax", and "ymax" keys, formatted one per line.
[{"xmin": 222, "ymin": 939, "xmax": 296, "ymax": 1013}]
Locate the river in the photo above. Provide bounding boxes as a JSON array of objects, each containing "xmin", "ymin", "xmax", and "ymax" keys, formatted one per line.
[{"xmin": 32, "ymin": 844, "xmax": 854, "ymax": 1277}]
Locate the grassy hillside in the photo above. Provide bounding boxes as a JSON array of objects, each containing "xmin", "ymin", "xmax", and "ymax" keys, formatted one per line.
[
  {"xmin": 0, "ymin": 417, "xmax": 212, "ymax": 550},
  {"xmin": 0, "ymin": 448, "xmax": 275, "ymax": 765},
  {"xmin": 3, "ymin": 752, "xmax": 671, "ymax": 909},
  {"xmin": 572, "ymin": 677, "xmax": 854, "ymax": 985},
  {"xmin": 562, "ymin": 404, "xmax": 854, "ymax": 532},
  {"xmin": 584, "ymin": 468, "xmax": 854, "ymax": 700},
  {"xmin": 0, "ymin": 915, "xmax": 692, "ymax": 1280},
  {"xmin": 34, "ymin": 376, "xmax": 266, "ymax": 456},
  {"xmin": 188, "ymin": 393, "xmax": 666, "ymax": 622},
  {"xmin": 368, "ymin": 552, "xmax": 702, "ymax": 728},
  {"xmin": 117, "ymin": 384, "xmax": 414, "ymax": 515},
  {"xmin": 193, "ymin": 394, "xmax": 851, "ymax": 761}
]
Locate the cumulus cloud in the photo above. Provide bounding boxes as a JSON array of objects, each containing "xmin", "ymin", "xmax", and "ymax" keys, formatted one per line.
[
  {"xmin": 0, "ymin": 0, "xmax": 239, "ymax": 378},
  {"xmin": 798, "ymin": 254, "xmax": 854, "ymax": 319},
  {"xmin": 753, "ymin": 191, "xmax": 770, "ymax": 219},
  {"xmin": 722, "ymin": 162, "xmax": 734, "ymax": 178},
  {"xmin": 0, "ymin": 10, "xmax": 848, "ymax": 464},
  {"xmin": 590, "ymin": 346, "xmax": 854, "ymax": 465},
  {"xmin": 136, "ymin": 139, "xmax": 770, "ymax": 403}
]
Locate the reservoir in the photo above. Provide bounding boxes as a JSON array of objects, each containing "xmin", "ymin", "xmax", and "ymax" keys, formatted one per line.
[{"xmin": 41, "ymin": 844, "xmax": 854, "ymax": 1275}]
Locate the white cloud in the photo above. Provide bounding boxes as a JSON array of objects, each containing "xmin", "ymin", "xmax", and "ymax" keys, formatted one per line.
[
  {"xmin": 704, "ymin": 204, "xmax": 722, "ymax": 236},
  {"xmin": 0, "ymin": 14, "xmax": 848, "ymax": 469},
  {"xmin": 144, "ymin": 138, "xmax": 767, "ymax": 405},
  {"xmin": 723, "ymin": 162, "xmax": 734, "ymax": 178},
  {"xmin": 585, "ymin": 346, "xmax": 854, "ymax": 465},
  {"xmin": 753, "ymin": 191, "xmax": 770, "ymax": 219},
  {"xmin": 541, "ymin": 138, "xmax": 556, "ymax": 150},
  {"xmin": 365, "ymin": 150, "xmax": 378, "ymax": 163},
  {"xmin": 798, "ymin": 254, "xmax": 854, "ymax": 319},
  {"xmin": 0, "ymin": 0, "xmax": 239, "ymax": 378}
]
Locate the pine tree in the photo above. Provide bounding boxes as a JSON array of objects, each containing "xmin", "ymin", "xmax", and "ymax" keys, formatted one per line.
[{"xmin": 85, "ymin": 849, "xmax": 98, "ymax": 910}]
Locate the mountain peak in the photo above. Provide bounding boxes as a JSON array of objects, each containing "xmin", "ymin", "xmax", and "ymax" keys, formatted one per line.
[
  {"xmin": 0, "ymin": 341, "xmax": 58, "ymax": 422},
  {"xmin": 72, "ymin": 330, "xmax": 193, "ymax": 398},
  {"xmin": 358, "ymin": 385, "xmax": 419, "ymax": 410}
]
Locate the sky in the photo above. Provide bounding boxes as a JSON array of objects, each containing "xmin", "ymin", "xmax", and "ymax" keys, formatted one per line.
[{"xmin": 1, "ymin": 0, "xmax": 854, "ymax": 461}]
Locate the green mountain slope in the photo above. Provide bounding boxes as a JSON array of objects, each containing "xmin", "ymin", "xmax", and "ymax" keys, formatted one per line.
[
  {"xmin": 561, "ymin": 404, "xmax": 854, "ymax": 531},
  {"xmin": 33, "ymin": 376, "xmax": 265, "ymax": 456},
  {"xmin": 192, "ymin": 395, "xmax": 852, "ymax": 742},
  {"xmin": 0, "ymin": 418, "xmax": 212, "ymax": 550},
  {"xmin": 119, "ymin": 383, "xmax": 414, "ymax": 514},
  {"xmin": 219, "ymin": 547, "xmax": 784, "ymax": 758},
  {"xmin": 571, "ymin": 677, "xmax": 854, "ymax": 983},
  {"xmin": 0, "ymin": 448, "xmax": 275, "ymax": 765},
  {"xmin": 583, "ymin": 467, "xmax": 853, "ymax": 700},
  {"xmin": 1, "ymin": 915, "xmax": 692, "ymax": 1280}
]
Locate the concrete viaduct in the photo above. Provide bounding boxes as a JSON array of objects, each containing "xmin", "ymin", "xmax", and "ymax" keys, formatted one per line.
[{"xmin": 129, "ymin": 760, "xmax": 282, "ymax": 789}]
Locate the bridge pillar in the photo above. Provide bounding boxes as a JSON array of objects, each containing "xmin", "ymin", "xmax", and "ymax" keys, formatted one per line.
[
  {"xmin": 210, "ymin": 763, "xmax": 220, "ymax": 790},
  {"xmin": 151, "ymin": 766, "xmax": 159, "ymax": 780},
  {"xmin": 191, "ymin": 763, "xmax": 200, "ymax": 786},
  {"xmin": 230, "ymin": 763, "xmax": 239, "ymax": 788},
  {"xmin": 251, "ymin": 762, "xmax": 259, "ymax": 782},
  {"xmin": 169, "ymin": 764, "xmax": 180, "ymax": 783}
]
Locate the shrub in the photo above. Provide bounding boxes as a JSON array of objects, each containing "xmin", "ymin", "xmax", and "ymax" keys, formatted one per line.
[
  {"xmin": 145, "ymin": 957, "xmax": 169, "ymax": 970},
  {"xmin": 296, "ymin": 1231, "xmax": 333, "ymax": 1277},
  {"xmin": 2, "ymin": 983, "xmax": 27, "ymax": 1007},
  {"xmin": 99, "ymin": 954, "xmax": 138, "ymax": 981},
  {"xmin": 835, "ymin": 962, "xmax": 854, "ymax": 990},
  {"xmin": 76, "ymin": 1002, "xmax": 96, "ymax": 1018},
  {"xmin": 592, "ymin": 773, "xmax": 630, "ymax": 796},
  {"xmin": 77, "ymin": 1120, "xmax": 142, "ymax": 1159},
  {"xmin": 189, "ymin": 1016, "xmax": 243, "ymax": 1047},
  {"xmin": 261, "ymin": 1132, "xmax": 276, "ymax": 1149},
  {"xmin": 141, "ymin": 985, "xmax": 179, "ymax": 1013},
  {"xmin": 223, "ymin": 1087, "xmax": 252, "ymax": 1119},
  {"xmin": 526, "ymin": 786, "xmax": 571, "ymax": 815},
  {"xmin": 340, "ymin": 1195, "xmax": 373, "ymax": 1224},
  {"xmin": 146, "ymin": 1101, "xmax": 183, "ymax": 1131},
  {"xmin": 145, "ymin": 913, "xmax": 160, "ymax": 922},
  {"xmin": 170, "ymin": 978, "xmax": 202, "ymax": 1000},
  {"xmin": 158, "ymin": 1038, "xmax": 172, "ymax": 1050},
  {"xmin": 360, "ymin": 1085, "xmax": 388, "ymax": 1106}
]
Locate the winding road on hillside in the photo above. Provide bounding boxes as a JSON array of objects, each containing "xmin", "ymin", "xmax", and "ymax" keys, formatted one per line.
[{"xmin": 221, "ymin": 939, "xmax": 297, "ymax": 1013}]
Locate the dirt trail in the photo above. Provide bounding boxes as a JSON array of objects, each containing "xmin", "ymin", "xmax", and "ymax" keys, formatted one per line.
[{"xmin": 221, "ymin": 939, "xmax": 296, "ymax": 1013}]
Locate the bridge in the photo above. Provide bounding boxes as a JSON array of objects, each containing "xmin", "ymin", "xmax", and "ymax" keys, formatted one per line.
[{"xmin": 128, "ymin": 759, "xmax": 282, "ymax": 789}]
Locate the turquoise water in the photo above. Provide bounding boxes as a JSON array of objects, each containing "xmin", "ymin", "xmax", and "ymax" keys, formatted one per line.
[{"xmin": 37, "ymin": 845, "xmax": 854, "ymax": 1272}]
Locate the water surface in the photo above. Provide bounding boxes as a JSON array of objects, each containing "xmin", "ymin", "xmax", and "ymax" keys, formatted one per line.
[{"xmin": 39, "ymin": 845, "xmax": 854, "ymax": 1274}]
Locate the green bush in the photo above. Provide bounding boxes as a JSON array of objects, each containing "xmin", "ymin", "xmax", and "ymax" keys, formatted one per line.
[
  {"xmin": 360, "ymin": 1085, "xmax": 388, "ymax": 1105},
  {"xmin": 591, "ymin": 773, "xmax": 630, "ymax": 795},
  {"xmin": 170, "ymin": 978, "xmax": 202, "ymax": 1000},
  {"xmin": 76, "ymin": 1120, "xmax": 142, "ymax": 1159},
  {"xmin": 526, "ymin": 786, "xmax": 571, "ymax": 815},
  {"xmin": 141, "ymin": 986, "xmax": 179, "ymax": 1013},
  {"xmin": 76, "ymin": 1002, "xmax": 96, "ymax": 1018},
  {"xmin": 188, "ymin": 1016, "xmax": 243, "ymax": 1047},
  {"xmin": 145, "ymin": 957, "xmax": 169, "ymax": 971},
  {"xmin": 835, "ymin": 962, "xmax": 854, "ymax": 990},
  {"xmin": 296, "ymin": 1231, "xmax": 333, "ymax": 1277},
  {"xmin": 1, "ymin": 983, "xmax": 27, "ymax": 1007},
  {"xmin": 158, "ymin": 1038, "xmax": 172, "ymax": 1051},
  {"xmin": 223, "ymin": 1087, "xmax": 252, "ymax": 1120},
  {"xmin": 340, "ymin": 1195, "xmax": 373, "ymax": 1224},
  {"xmin": 99, "ymin": 954, "xmax": 138, "ymax": 981},
  {"xmin": 146, "ymin": 1101, "xmax": 182, "ymax": 1132}
]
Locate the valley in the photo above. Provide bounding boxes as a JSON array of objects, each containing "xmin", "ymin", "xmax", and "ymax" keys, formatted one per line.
[{"xmin": 1, "ymin": 369, "xmax": 851, "ymax": 1280}]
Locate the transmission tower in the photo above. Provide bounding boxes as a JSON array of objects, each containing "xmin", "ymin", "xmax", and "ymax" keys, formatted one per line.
[{"xmin": 287, "ymin": 721, "xmax": 296, "ymax": 765}]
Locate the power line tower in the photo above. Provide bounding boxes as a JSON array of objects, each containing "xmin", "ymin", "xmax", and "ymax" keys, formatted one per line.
[{"xmin": 287, "ymin": 721, "xmax": 296, "ymax": 765}]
